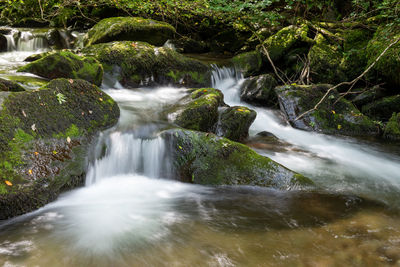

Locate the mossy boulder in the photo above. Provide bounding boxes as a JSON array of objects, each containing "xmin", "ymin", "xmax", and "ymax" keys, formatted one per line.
[
  {"xmin": 240, "ymin": 74, "xmax": 278, "ymax": 107},
  {"xmin": 162, "ymin": 128, "xmax": 313, "ymax": 189},
  {"xmin": 84, "ymin": 17, "xmax": 176, "ymax": 47},
  {"xmin": 261, "ymin": 24, "xmax": 314, "ymax": 62},
  {"xmin": 82, "ymin": 41, "xmax": 210, "ymax": 88},
  {"xmin": 231, "ymin": 50, "xmax": 263, "ymax": 77},
  {"xmin": 170, "ymin": 37, "xmax": 209, "ymax": 54},
  {"xmin": 361, "ymin": 95, "xmax": 400, "ymax": 121},
  {"xmin": 340, "ymin": 28, "xmax": 373, "ymax": 81},
  {"xmin": 18, "ymin": 51, "xmax": 103, "ymax": 86},
  {"xmin": 0, "ymin": 78, "xmax": 25, "ymax": 92},
  {"xmin": 0, "ymin": 78, "xmax": 119, "ymax": 219},
  {"xmin": 308, "ymin": 34, "xmax": 347, "ymax": 84},
  {"xmin": 383, "ymin": 113, "xmax": 400, "ymax": 140},
  {"xmin": 365, "ymin": 26, "xmax": 400, "ymax": 88},
  {"xmin": 168, "ymin": 88, "xmax": 224, "ymax": 132},
  {"xmin": 215, "ymin": 106, "xmax": 256, "ymax": 142},
  {"xmin": 275, "ymin": 84, "xmax": 379, "ymax": 136}
]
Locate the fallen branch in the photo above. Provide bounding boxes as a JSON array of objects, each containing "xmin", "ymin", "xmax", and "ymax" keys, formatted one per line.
[{"xmin": 295, "ymin": 36, "xmax": 400, "ymax": 121}]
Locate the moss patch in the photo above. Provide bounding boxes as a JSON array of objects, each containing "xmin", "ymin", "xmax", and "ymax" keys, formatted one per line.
[
  {"xmin": 384, "ymin": 113, "xmax": 400, "ymax": 140},
  {"xmin": 231, "ymin": 50, "xmax": 262, "ymax": 77}
]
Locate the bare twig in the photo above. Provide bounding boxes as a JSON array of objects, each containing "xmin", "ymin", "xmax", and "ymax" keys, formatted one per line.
[{"xmin": 295, "ymin": 36, "xmax": 400, "ymax": 121}]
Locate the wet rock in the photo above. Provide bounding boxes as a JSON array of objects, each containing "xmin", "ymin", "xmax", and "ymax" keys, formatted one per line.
[
  {"xmin": 215, "ymin": 106, "xmax": 256, "ymax": 142},
  {"xmin": 82, "ymin": 41, "xmax": 210, "ymax": 88},
  {"xmin": 383, "ymin": 112, "xmax": 400, "ymax": 140},
  {"xmin": 84, "ymin": 17, "xmax": 176, "ymax": 47},
  {"xmin": 0, "ymin": 78, "xmax": 25, "ymax": 92},
  {"xmin": 0, "ymin": 28, "xmax": 12, "ymax": 35},
  {"xmin": 240, "ymin": 74, "xmax": 278, "ymax": 107},
  {"xmin": 275, "ymin": 84, "xmax": 379, "ymax": 136},
  {"xmin": 351, "ymin": 85, "xmax": 387, "ymax": 108},
  {"xmin": 47, "ymin": 29, "xmax": 76, "ymax": 49},
  {"xmin": 0, "ymin": 78, "xmax": 119, "ymax": 219},
  {"xmin": 24, "ymin": 51, "xmax": 54, "ymax": 62},
  {"xmin": 162, "ymin": 128, "xmax": 313, "ymax": 188},
  {"xmin": 168, "ymin": 88, "xmax": 224, "ymax": 132},
  {"xmin": 0, "ymin": 33, "xmax": 7, "ymax": 52},
  {"xmin": 362, "ymin": 95, "xmax": 400, "ymax": 121},
  {"xmin": 231, "ymin": 50, "xmax": 263, "ymax": 77},
  {"xmin": 17, "ymin": 51, "xmax": 103, "ymax": 86}
]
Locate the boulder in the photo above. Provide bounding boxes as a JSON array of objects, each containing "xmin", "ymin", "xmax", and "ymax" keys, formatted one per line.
[
  {"xmin": 82, "ymin": 41, "xmax": 210, "ymax": 87},
  {"xmin": 231, "ymin": 50, "xmax": 263, "ymax": 77},
  {"xmin": 18, "ymin": 51, "xmax": 103, "ymax": 86},
  {"xmin": 362, "ymin": 95, "xmax": 400, "ymax": 121},
  {"xmin": 275, "ymin": 84, "xmax": 379, "ymax": 136},
  {"xmin": 168, "ymin": 88, "xmax": 224, "ymax": 132},
  {"xmin": 0, "ymin": 78, "xmax": 25, "ymax": 92},
  {"xmin": 308, "ymin": 34, "xmax": 347, "ymax": 84},
  {"xmin": 215, "ymin": 106, "xmax": 256, "ymax": 142},
  {"xmin": 261, "ymin": 24, "xmax": 313, "ymax": 62},
  {"xmin": 0, "ymin": 79, "xmax": 119, "ymax": 219},
  {"xmin": 169, "ymin": 37, "xmax": 208, "ymax": 53},
  {"xmin": 240, "ymin": 74, "xmax": 278, "ymax": 107},
  {"xmin": 383, "ymin": 113, "xmax": 400, "ymax": 140},
  {"xmin": 162, "ymin": 128, "xmax": 313, "ymax": 188},
  {"xmin": 84, "ymin": 17, "xmax": 176, "ymax": 47}
]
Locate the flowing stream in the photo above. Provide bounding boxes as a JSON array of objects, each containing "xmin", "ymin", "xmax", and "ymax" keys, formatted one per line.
[{"xmin": 1, "ymin": 29, "xmax": 400, "ymax": 266}]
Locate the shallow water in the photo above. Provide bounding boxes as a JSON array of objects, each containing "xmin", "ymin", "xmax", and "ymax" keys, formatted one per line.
[{"xmin": 1, "ymin": 29, "xmax": 400, "ymax": 267}]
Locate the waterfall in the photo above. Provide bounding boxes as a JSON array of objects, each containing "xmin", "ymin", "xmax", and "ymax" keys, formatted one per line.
[{"xmin": 86, "ymin": 131, "xmax": 172, "ymax": 186}]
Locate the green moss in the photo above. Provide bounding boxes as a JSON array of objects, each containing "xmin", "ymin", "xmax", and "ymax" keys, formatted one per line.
[
  {"xmin": 84, "ymin": 17, "xmax": 176, "ymax": 47},
  {"xmin": 0, "ymin": 78, "xmax": 25, "ymax": 92},
  {"xmin": 262, "ymin": 24, "xmax": 313, "ymax": 62},
  {"xmin": 362, "ymin": 95, "xmax": 400, "ymax": 121},
  {"xmin": 18, "ymin": 51, "xmax": 103, "ymax": 86}
]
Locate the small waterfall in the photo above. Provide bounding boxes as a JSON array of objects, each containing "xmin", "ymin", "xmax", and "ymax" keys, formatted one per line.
[
  {"xmin": 4, "ymin": 30, "xmax": 48, "ymax": 52},
  {"xmin": 211, "ymin": 65, "xmax": 243, "ymax": 103},
  {"xmin": 86, "ymin": 131, "xmax": 172, "ymax": 185},
  {"xmin": 16, "ymin": 31, "xmax": 48, "ymax": 51}
]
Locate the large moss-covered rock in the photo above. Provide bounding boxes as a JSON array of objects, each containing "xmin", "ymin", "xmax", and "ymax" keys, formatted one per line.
[
  {"xmin": 214, "ymin": 106, "xmax": 256, "ymax": 142},
  {"xmin": 362, "ymin": 95, "xmax": 400, "ymax": 121},
  {"xmin": 383, "ymin": 113, "xmax": 400, "ymax": 140},
  {"xmin": 162, "ymin": 128, "xmax": 313, "ymax": 188},
  {"xmin": 340, "ymin": 28, "xmax": 373, "ymax": 81},
  {"xmin": 82, "ymin": 41, "xmax": 210, "ymax": 88},
  {"xmin": 168, "ymin": 88, "xmax": 224, "ymax": 132},
  {"xmin": 84, "ymin": 17, "xmax": 176, "ymax": 47},
  {"xmin": 17, "ymin": 51, "xmax": 103, "ymax": 86},
  {"xmin": 0, "ymin": 78, "xmax": 25, "ymax": 92},
  {"xmin": 365, "ymin": 26, "xmax": 400, "ymax": 88},
  {"xmin": 261, "ymin": 24, "xmax": 313, "ymax": 62},
  {"xmin": 0, "ymin": 78, "xmax": 119, "ymax": 219},
  {"xmin": 308, "ymin": 34, "xmax": 347, "ymax": 84},
  {"xmin": 240, "ymin": 74, "xmax": 278, "ymax": 107},
  {"xmin": 275, "ymin": 84, "xmax": 379, "ymax": 136},
  {"xmin": 231, "ymin": 50, "xmax": 263, "ymax": 77},
  {"xmin": 351, "ymin": 85, "xmax": 387, "ymax": 108}
]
